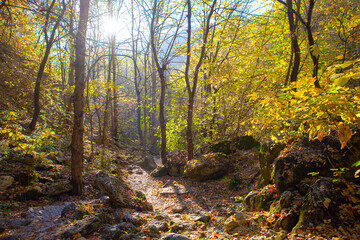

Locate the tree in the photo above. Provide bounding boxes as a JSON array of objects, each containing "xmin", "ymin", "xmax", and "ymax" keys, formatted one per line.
[
  {"xmin": 150, "ymin": 0, "xmax": 185, "ymax": 164},
  {"xmin": 184, "ymin": 0, "xmax": 216, "ymax": 160},
  {"xmin": 29, "ymin": 0, "xmax": 66, "ymax": 131},
  {"xmin": 70, "ymin": 0, "xmax": 90, "ymax": 196}
]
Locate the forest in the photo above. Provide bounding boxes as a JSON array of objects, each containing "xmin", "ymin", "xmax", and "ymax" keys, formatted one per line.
[{"xmin": 0, "ymin": 0, "xmax": 360, "ymax": 239}]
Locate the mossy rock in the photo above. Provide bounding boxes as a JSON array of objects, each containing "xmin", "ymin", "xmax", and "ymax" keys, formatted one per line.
[
  {"xmin": 294, "ymin": 177, "xmax": 349, "ymax": 229},
  {"xmin": 210, "ymin": 136, "xmax": 260, "ymax": 155},
  {"xmin": 244, "ymin": 185, "xmax": 277, "ymax": 211},
  {"xmin": 185, "ymin": 153, "xmax": 230, "ymax": 181}
]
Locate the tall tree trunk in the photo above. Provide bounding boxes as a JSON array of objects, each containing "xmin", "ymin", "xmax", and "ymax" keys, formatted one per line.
[
  {"xmin": 70, "ymin": 0, "xmax": 90, "ymax": 196},
  {"xmin": 286, "ymin": 0, "xmax": 300, "ymax": 84},
  {"xmin": 112, "ymin": 56, "xmax": 118, "ymax": 139},
  {"xmin": 29, "ymin": 0, "xmax": 66, "ymax": 131},
  {"xmin": 305, "ymin": 0, "xmax": 320, "ymax": 88},
  {"xmin": 102, "ymin": 39, "xmax": 115, "ymax": 145},
  {"xmin": 158, "ymin": 67, "xmax": 167, "ymax": 164},
  {"xmin": 184, "ymin": 0, "xmax": 216, "ymax": 161}
]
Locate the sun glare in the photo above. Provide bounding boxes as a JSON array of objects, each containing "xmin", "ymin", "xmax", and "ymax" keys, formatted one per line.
[{"xmin": 101, "ymin": 16, "xmax": 127, "ymax": 39}]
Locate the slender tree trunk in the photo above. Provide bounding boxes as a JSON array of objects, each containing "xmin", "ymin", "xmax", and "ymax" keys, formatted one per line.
[
  {"xmin": 184, "ymin": 0, "xmax": 216, "ymax": 161},
  {"xmin": 286, "ymin": 0, "xmax": 300, "ymax": 84},
  {"xmin": 102, "ymin": 39, "xmax": 115, "ymax": 145},
  {"xmin": 158, "ymin": 67, "xmax": 167, "ymax": 164},
  {"xmin": 70, "ymin": 0, "xmax": 90, "ymax": 196},
  {"xmin": 112, "ymin": 56, "xmax": 118, "ymax": 139},
  {"xmin": 29, "ymin": 0, "xmax": 66, "ymax": 131},
  {"xmin": 305, "ymin": 0, "xmax": 320, "ymax": 88}
]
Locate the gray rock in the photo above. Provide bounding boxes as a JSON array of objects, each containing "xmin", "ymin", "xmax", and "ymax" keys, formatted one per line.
[
  {"xmin": 0, "ymin": 176, "xmax": 14, "ymax": 191},
  {"xmin": 224, "ymin": 212, "xmax": 250, "ymax": 232},
  {"xmin": 102, "ymin": 222, "xmax": 137, "ymax": 240},
  {"xmin": 55, "ymin": 215, "xmax": 101, "ymax": 239},
  {"xmin": 194, "ymin": 214, "xmax": 211, "ymax": 223},
  {"xmin": 154, "ymin": 213, "xmax": 170, "ymax": 221},
  {"xmin": 94, "ymin": 171, "xmax": 152, "ymax": 211},
  {"xmin": 160, "ymin": 233, "xmax": 191, "ymax": 240},
  {"xmin": 42, "ymin": 181, "xmax": 71, "ymax": 196},
  {"xmin": 139, "ymin": 155, "xmax": 157, "ymax": 172},
  {"xmin": 0, "ymin": 219, "xmax": 32, "ymax": 229},
  {"xmin": 149, "ymin": 220, "xmax": 168, "ymax": 233},
  {"xmin": 185, "ymin": 153, "xmax": 230, "ymax": 181},
  {"xmin": 0, "ymin": 235, "xmax": 22, "ymax": 240},
  {"xmin": 150, "ymin": 166, "xmax": 168, "ymax": 177}
]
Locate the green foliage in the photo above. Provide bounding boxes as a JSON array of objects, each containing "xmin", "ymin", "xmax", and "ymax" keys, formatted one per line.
[{"xmin": 0, "ymin": 110, "xmax": 65, "ymax": 165}]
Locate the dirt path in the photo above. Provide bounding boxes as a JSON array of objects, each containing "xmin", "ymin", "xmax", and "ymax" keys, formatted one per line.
[{"xmin": 124, "ymin": 157, "xmax": 244, "ymax": 216}]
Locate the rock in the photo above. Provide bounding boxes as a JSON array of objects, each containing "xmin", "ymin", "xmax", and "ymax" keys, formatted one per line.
[
  {"xmin": 209, "ymin": 135, "xmax": 260, "ymax": 154},
  {"xmin": 185, "ymin": 153, "xmax": 230, "ymax": 181},
  {"xmin": 0, "ymin": 219, "xmax": 32, "ymax": 229},
  {"xmin": 160, "ymin": 233, "xmax": 191, "ymax": 240},
  {"xmin": 55, "ymin": 215, "xmax": 101, "ymax": 239},
  {"xmin": 169, "ymin": 221, "xmax": 189, "ymax": 233},
  {"xmin": 245, "ymin": 185, "xmax": 277, "ymax": 211},
  {"xmin": 150, "ymin": 166, "xmax": 168, "ymax": 177},
  {"xmin": 24, "ymin": 204, "xmax": 65, "ymax": 221},
  {"xmin": 279, "ymin": 191, "xmax": 292, "ymax": 209},
  {"xmin": 101, "ymin": 222, "xmax": 137, "ymax": 240},
  {"xmin": 19, "ymin": 187, "xmax": 42, "ymax": 201},
  {"xmin": 159, "ymin": 185, "xmax": 189, "ymax": 195},
  {"xmin": 95, "ymin": 171, "xmax": 152, "ymax": 211},
  {"xmin": 0, "ymin": 176, "xmax": 14, "ymax": 191},
  {"xmin": 61, "ymin": 202, "xmax": 91, "ymax": 220},
  {"xmin": 224, "ymin": 212, "xmax": 250, "ymax": 232},
  {"xmin": 14, "ymin": 172, "xmax": 32, "ymax": 186},
  {"xmin": 139, "ymin": 155, "xmax": 157, "ymax": 172},
  {"xmin": 194, "ymin": 214, "xmax": 211, "ymax": 223},
  {"xmin": 154, "ymin": 213, "xmax": 170, "ymax": 221},
  {"xmin": 258, "ymin": 142, "xmax": 286, "ymax": 187},
  {"xmin": 167, "ymin": 151, "xmax": 187, "ymax": 177},
  {"xmin": 42, "ymin": 181, "xmax": 71, "ymax": 196},
  {"xmin": 273, "ymin": 143, "xmax": 328, "ymax": 192},
  {"xmin": 171, "ymin": 204, "xmax": 186, "ymax": 213},
  {"xmin": 296, "ymin": 177, "xmax": 349, "ymax": 229},
  {"xmin": 274, "ymin": 209, "xmax": 299, "ymax": 232},
  {"xmin": 0, "ymin": 235, "xmax": 22, "ymax": 240},
  {"xmin": 35, "ymin": 164, "xmax": 53, "ymax": 171},
  {"xmin": 149, "ymin": 220, "xmax": 169, "ymax": 233}
]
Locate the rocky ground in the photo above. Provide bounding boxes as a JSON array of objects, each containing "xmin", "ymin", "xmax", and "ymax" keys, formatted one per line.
[{"xmin": 0, "ymin": 141, "xmax": 359, "ymax": 240}]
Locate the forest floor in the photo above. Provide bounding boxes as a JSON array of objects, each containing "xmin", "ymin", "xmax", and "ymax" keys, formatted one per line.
[{"xmin": 0, "ymin": 144, "xmax": 356, "ymax": 239}]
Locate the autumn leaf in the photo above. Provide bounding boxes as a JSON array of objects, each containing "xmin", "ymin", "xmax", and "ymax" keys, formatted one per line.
[
  {"xmin": 338, "ymin": 125, "xmax": 352, "ymax": 149},
  {"xmin": 323, "ymin": 198, "xmax": 331, "ymax": 209}
]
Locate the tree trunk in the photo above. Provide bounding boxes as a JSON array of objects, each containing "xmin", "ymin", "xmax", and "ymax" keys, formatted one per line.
[
  {"xmin": 286, "ymin": 0, "xmax": 300, "ymax": 84},
  {"xmin": 29, "ymin": 0, "xmax": 66, "ymax": 131},
  {"xmin": 70, "ymin": 0, "xmax": 90, "ymax": 196},
  {"xmin": 112, "ymin": 56, "xmax": 118, "ymax": 139},
  {"xmin": 159, "ymin": 67, "xmax": 167, "ymax": 164}
]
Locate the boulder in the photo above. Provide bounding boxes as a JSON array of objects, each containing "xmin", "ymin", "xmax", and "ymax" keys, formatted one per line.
[
  {"xmin": 42, "ymin": 181, "xmax": 71, "ymax": 196},
  {"xmin": 95, "ymin": 171, "xmax": 152, "ymax": 211},
  {"xmin": 258, "ymin": 142, "xmax": 286, "ymax": 187},
  {"xmin": 224, "ymin": 212, "xmax": 251, "ymax": 232},
  {"xmin": 185, "ymin": 153, "xmax": 230, "ymax": 181},
  {"xmin": 273, "ymin": 143, "xmax": 328, "ymax": 192},
  {"xmin": 55, "ymin": 215, "xmax": 102, "ymax": 239},
  {"xmin": 150, "ymin": 166, "xmax": 168, "ymax": 177},
  {"xmin": 245, "ymin": 185, "xmax": 277, "ymax": 211},
  {"xmin": 296, "ymin": 177, "xmax": 350, "ymax": 229},
  {"xmin": 0, "ymin": 176, "xmax": 14, "ymax": 191},
  {"xmin": 101, "ymin": 222, "xmax": 138, "ymax": 240},
  {"xmin": 160, "ymin": 233, "xmax": 191, "ymax": 240},
  {"xmin": 210, "ymin": 135, "xmax": 260, "ymax": 155},
  {"xmin": 149, "ymin": 220, "xmax": 169, "ymax": 233},
  {"xmin": 139, "ymin": 155, "xmax": 157, "ymax": 172},
  {"xmin": 167, "ymin": 151, "xmax": 187, "ymax": 177}
]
